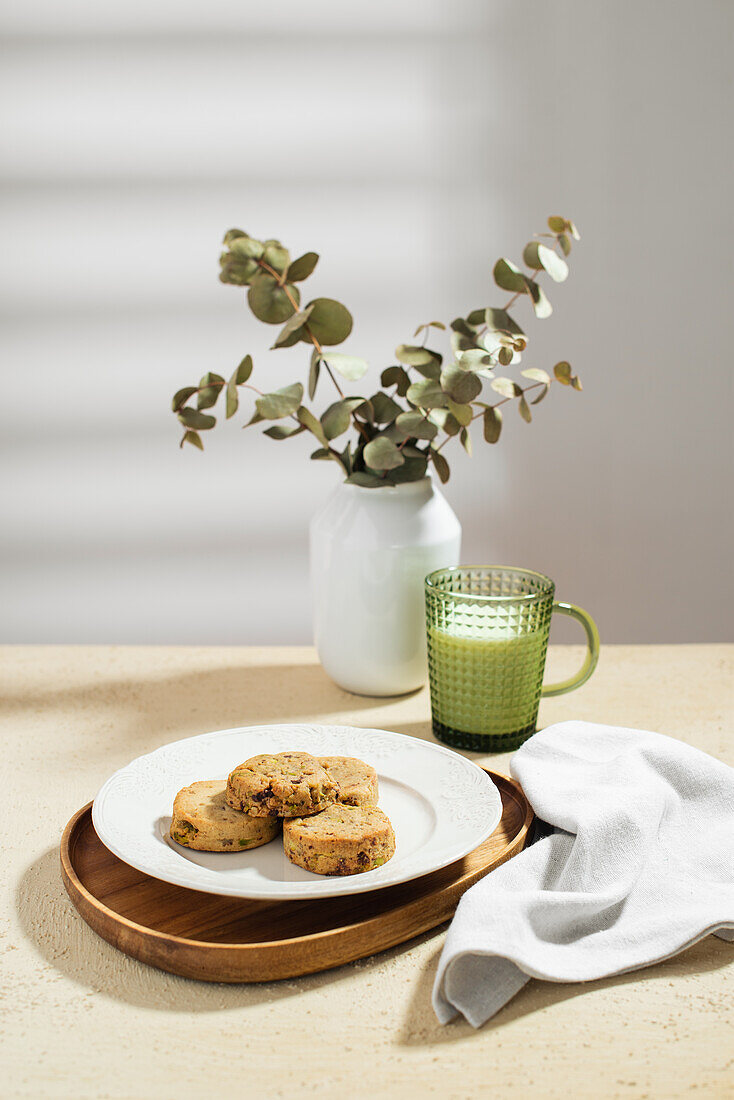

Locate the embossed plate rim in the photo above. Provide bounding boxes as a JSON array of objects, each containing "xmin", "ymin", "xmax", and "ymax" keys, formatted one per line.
[{"xmin": 92, "ymin": 723, "xmax": 502, "ymax": 900}]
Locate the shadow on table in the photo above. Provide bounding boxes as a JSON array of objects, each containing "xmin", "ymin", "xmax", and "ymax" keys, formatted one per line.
[
  {"xmin": 396, "ymin": 935, "xmax": 734, "ymax": 1045},
  {"xmin": 16, "ymin": 846, "xmax": 437, "ymax": 1013},
  {"xmin": 19, "ymin": 845, "xmax": 731, "ymax": 1025},
  {"xmin": 0, "ymin": 662, "xmax": 399, "ymax": 762}
]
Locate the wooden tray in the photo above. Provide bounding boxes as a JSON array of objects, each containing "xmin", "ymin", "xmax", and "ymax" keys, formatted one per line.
[{"xmin": 60, "ymin": 769, "xmax": 533, "ymax": 983}]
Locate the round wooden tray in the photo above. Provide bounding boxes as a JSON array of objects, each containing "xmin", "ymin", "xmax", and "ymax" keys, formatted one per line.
[{"xmin": 60, "ymin": 769, "xmax": 533, "ymax": 983}]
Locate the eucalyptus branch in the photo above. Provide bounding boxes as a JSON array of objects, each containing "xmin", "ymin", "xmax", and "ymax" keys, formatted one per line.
[
  {"xmin": 254, "ymin": 256, "xmax": 346, "ymax": 402},
  {"xmin": 171, "ymin": 216, "xmax": 583, "ymax": 484}
]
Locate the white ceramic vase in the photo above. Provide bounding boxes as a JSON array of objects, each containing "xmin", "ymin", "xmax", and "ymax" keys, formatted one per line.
[{"xmin": 310, "ymin": 477, "xmax": 462, "ymax": 696}]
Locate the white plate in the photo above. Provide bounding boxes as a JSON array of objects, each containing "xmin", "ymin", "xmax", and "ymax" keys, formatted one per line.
[{"xmin": 92, "ymin": 724, "xmax": 502, "ymax": 901}]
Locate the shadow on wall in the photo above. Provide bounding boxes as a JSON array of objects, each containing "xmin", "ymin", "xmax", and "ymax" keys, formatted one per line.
[{"xmin": 428, "ymin": 1, "xmax": 733, "ymax": 644}]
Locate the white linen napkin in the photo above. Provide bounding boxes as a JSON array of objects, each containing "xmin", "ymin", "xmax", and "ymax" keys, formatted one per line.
[{"xmin": 433, "ymin": 720, "xmax": 734, "ymax": 1027}]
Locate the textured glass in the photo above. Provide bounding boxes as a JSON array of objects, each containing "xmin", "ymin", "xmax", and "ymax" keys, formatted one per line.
[
  {"xmin": 425, "ymin": 566, "xmax": 599, "ymax": 753},
  {"xmin": 425, "ymin": 567, "xmax": 554, "ymax": 752}
]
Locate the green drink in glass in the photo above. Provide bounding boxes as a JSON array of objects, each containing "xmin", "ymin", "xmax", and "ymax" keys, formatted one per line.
[{"xmin": 425, "ymin": 566, "xmax": 599, "ymax": 752}]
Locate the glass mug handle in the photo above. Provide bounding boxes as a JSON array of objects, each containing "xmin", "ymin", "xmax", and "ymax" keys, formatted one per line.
[{"xmin": 541, "ymin": 601, "xmax": 600, "ymax": 697}]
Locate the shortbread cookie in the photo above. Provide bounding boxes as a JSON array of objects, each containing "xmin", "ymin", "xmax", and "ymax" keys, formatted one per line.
[
  {"xmin": 283, "ymin": 804, "xmax": 395, "ymax": 876},
  {"xmin": 169, "ymin": 780, "xmax": 279, "ymax": 852},
  {"xmin": 318, "ymin": 756, "xmax": 378, "ymax": 807},
  {"xmin": 226, "ymin": 751, "xmax": 339, "ymax": 817}
]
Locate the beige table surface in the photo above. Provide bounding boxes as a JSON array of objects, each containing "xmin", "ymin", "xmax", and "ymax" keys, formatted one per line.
[{"xmin": 2, "ymin": 644, "xmax": 733, "ymax": 1099}]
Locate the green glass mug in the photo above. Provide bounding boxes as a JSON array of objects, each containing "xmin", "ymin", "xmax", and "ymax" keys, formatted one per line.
[{"xmin": 425, "ymin": 566, "xmax": 599, "ymax": 752}]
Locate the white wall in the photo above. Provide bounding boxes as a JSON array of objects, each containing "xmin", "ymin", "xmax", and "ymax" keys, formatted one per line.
[{"xmin": 2, "ymin": 0, "xmax": 732, "ymax": 645}]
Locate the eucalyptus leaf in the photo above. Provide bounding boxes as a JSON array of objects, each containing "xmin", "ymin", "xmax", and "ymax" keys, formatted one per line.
[
  {"xmin": 493, "ymin": 257, "xmax": 527, "ymax": 293},
  {"xmin": 369, "ymin": 391, "xmax": 402, "ymax": 424},
  {"xmin": 394, "ymin": 411, "xmax": 438, "ymax": 441},
  {"xmin": 310, "ymin": 448, "xmax": 332, "ymax": 461},
  {"xmin": 263, "ymin": 423, "xmax": 306, "ymax": 439},
  {"xmin": 553, "ymin": 361, "xmax": 573, "ymax": 385},
  {"xmin": 364, "ymin": 436, "xmax": 405, "ymax": 471},
  {"xmin": 321, "ymin": 397, "xmax": 364, "ymax": 440},
  {"xmin": 225, "ymin": 378, "xmax": 238, "ymax": 418},
  {"xmin": 172, "ymin": 386, "xmax": 197, "ymax": 412},
  {"xmin": 447, "ymin": 400, "xmax": 472, "ymax": 427},
  {"xmin": 378, "ymin": 423, "xmax": 405, "ymax": 445},
  {"xmin": 248, "ymin": 273, "xmax": 300, "ymax": 324},
  {"xmin": 308, "ymin": 350, "xmax": 320, "ymax": 400},
  {"xmin": 273, "ymin": 305, "xmax": 314, "ymax": 349},
  {"xmin": 571, "ymin": 376, "xmax": 583, "ymax": 391},
  {"xmin": 219, "ymin": 258, "xmax": 258, "ymax": 286},
  {"xmin": 340, "ymin": 442, "xmax": 353, "ymax": 476},
  {"xmin": 181, "ymin": 430, "xmax": 204, "ymax": 450},
  {"xmin": 527, "ymin": 280, "xmax": 553, "ymax": 319},
  {"xmin": 297, "ymin": 405, "xmax": 329, "ymax": 447},
  {"xmin": 178, "ymin": 407, "xmax": 216, "ymax": 430},
  {"xmin": 460, "ymin": 426, "xmax": 473, "ymax": 455},
  {"xmin": 413, "ymin": 320, "xmax": 446, "ymax": 336},
  {"xmin": 229, "ymin": 236, "xmax": 264, "ymax": 260},
  {"xmin": 522, "ymin": 241, "xmax": 569, "ymax": 282},
  {"xmin": 521, "ymin": 368, "xmax": 551, "ymax": 384},
  {"xmin": 450, "ymin": 332, "xmax": 476, "ymax": 359},
  {"xmin": 450, "ymin": 317, "xmax": 477, "ymax": 338},
  {"xmin": 287, "ymin": 252, "xmax": 319, "ymax": 282},
  {"xmin": 430, "ymin": 448, "xmax": 450, "ymax": 484},
  {"xmin": 491, "ymin": 377, "xmax": 522, "ymax": 399},
  {"xmin": 389, "ymin": 454, "xmax": 428, "ymax": 483},
  {"xmin": 466, "ymin": 308, "xmax": 487, "ymax": 326},
  {"xmin": 567, "ymin": 220, "xmax": 580, "ymax": 240},
  {"xmin": 197, "ymin": 372, "xmax": 225, "ymax": 410},
  {"xmin": 457, "ymin": 348, "xmax": 493, "ymax": 370},
  {"xmin": 539, "ymin": 244, "xmax": 569, "ymax": 282},
  {"xmin": 321, "ymin": 352, "xmax": 369, "ymax": 381},
  {"xmin": 522, "ymin": 241, "xmax": 544, "ymax": 270},
  {"xmin": 429, "ymin": 408, "xmax": 461, "ymax": 436},
  {"xmin": 262, "ymin": 243, "xmax": 290, "ymax": 275},
  {"xmin": 395, "ymin": 345, "xmax": 443, "ymax": 372},
  {"xmin": 354, "ymin": 397, "xmax": 375, "ymax": 423},
  {"xmin": 459, "ymin": 352, "xmax": 493, "ymax": 378},
  {"xmin": 306, "ymin": 298, "xmax": 353, "ymax": 346},
  {"xmin": 485, "ymin": 308, "xmax": 525, "ymax": 337},
  {"xmin": 483, "ymin": 406, "xmax": 502, "ymax": 443},
  {"xmin": 558, "ymin": 233, "xmax": 572, "ymax": 256},
  {"xmin": 498, "ymin": 346, "xmax": 513, "ymax": 366},
  {"xmin": 381, "ymin": 365, "xmax": 410, "ymax": 396},
  {"xmin": 346, "ymin": 472, "xmax": 386, "ymax": 488},
  {"xmin": 414, "ymin": 361, "xmax": 442, "ymax": 381},
  {"xmin": 440, "ymin": 365, "xmax": 482, "ymax": 404},
  {"xmin": 233, "ymin": 354, "xmax": 253, "ymax": 385},
  {"xmin": 406, "ymin": 378, "xmax": 448, "ymax": 409},
  {"xmin": 518, "ymin": 396, "xmax": 532, "ymax": 423},
  {"xmin": 223, "ymin": 228, "xmax": 247, "ymax": 246},
  {"xmin": 530, "ymin": 384, "xmax": 549, "ymax": 405},
  {"xmin": 547, "ymin": 216, "xmax": 566, "ymax": 233},
  {"xmin": 415, "ymin": 360, "xmax": 443, "ymax": 381},
  {"xmin": 256, "ymin": 382, "xmax": 304, "ymax": 419}
]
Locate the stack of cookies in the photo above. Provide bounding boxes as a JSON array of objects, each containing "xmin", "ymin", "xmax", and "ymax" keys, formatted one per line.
[{"xmin": 169, "ymin": 750, "xmax": 395, "ymax": 876}]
